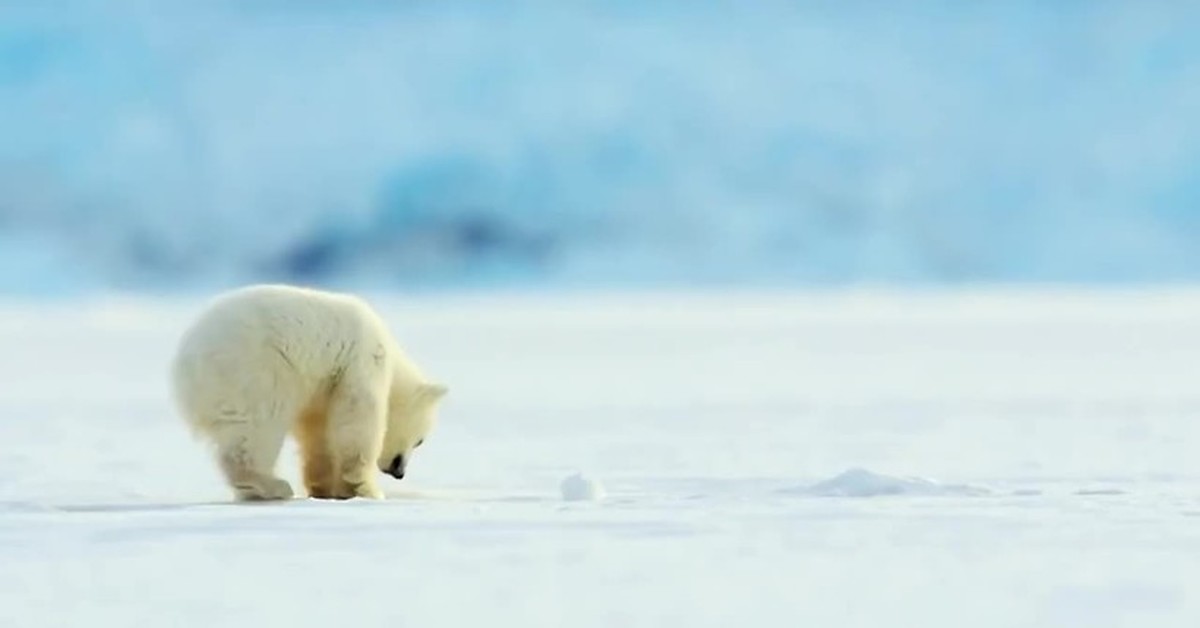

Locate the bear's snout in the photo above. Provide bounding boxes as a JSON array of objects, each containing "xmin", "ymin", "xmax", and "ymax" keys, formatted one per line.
[{"xmin": 385, "ymin": 454, "xmax": 406, "ymax": 479}]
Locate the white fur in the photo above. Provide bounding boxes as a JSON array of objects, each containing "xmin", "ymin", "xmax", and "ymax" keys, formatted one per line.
[{"xmin": 170, "ymin": 284, "xmax": 447, "ymax": 501}]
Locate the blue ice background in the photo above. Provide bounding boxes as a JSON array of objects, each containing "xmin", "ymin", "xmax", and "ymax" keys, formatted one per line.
[{"xmin": 2, "ymin": 1, "xmax": 1199, "ymax": 294}]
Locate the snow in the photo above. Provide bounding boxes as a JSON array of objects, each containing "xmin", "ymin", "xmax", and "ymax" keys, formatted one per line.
[
  {"xmin": 560, "ymin": 472, "xmax": 606, "ymax": 502},
  {"xmin": 4, "ymin": 3, "xmax": 1200, "ymax": 291},
  {"xmin": 793, "ymin": 467, "xmax": 992, "ymax": 498},
  {"xmin": 2, "ymin": 288, "xmax": 1200, "ymax": 626}
]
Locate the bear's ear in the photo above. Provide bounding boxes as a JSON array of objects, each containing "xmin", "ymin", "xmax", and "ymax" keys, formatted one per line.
[{"xmin": 420, "ymin": 383, "xmax": 448, "ymax": 401}]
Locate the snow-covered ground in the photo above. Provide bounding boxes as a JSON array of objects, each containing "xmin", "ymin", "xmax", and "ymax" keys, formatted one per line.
[{"xmin": 2, "ymin": 288, "xmax": 1199, "ymax": 627}]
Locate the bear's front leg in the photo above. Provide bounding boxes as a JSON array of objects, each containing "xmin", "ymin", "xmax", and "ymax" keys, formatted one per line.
[
  {"xmin": 293, "ymin": 395, "xmax": 345, "ymax": 499},
  {"xmin": 307, "ymin": 449, "xmax": 371, "ymax": 500},
  {"xmin": 338, "ymin": 453, "xmax": 384, "ymax": 500},
  {"xmin": 326, "ymin": 384, "xmax": 387, "ymax": 500},
  {"xmin": 300, "ymin": 448, "xmax": 342, "ymax": 499}
]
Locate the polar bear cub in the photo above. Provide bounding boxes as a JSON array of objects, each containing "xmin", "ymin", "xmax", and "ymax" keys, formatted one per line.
[{"xmin": 170, "ymin": 283, "xmax": 448, "ymax": 501}]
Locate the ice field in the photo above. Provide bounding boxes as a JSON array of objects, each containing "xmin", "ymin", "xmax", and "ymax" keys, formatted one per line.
[{"xmin": 1, "ymin": 288, "xmax": 1199, "ymax": 627}]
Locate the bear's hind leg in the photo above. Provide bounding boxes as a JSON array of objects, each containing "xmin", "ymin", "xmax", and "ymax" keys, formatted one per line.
[
  {"xmin": 325, "ymin": 384, "xmax": 386, "ymax": 500},
  {"xmin": 211, "ymin": 418, "xmax": 294, "ymax": 502}
]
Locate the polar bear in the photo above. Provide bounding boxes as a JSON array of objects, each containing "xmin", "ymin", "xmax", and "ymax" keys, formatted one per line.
[{"xmin": 169, "ymin": 283, "xmax": 448, "ymax": 501}]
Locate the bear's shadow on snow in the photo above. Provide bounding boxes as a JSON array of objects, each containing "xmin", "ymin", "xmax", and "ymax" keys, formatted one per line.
[
  {"xmin": 35, "ymin": 491, "xmax": 563, "ymax": 513},
  {"xmin": 53, "ymin": 501, "xmax": 251, "ymax": 513}
]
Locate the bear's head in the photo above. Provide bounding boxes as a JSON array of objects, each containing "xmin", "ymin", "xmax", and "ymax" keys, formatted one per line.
[{"xmin": 378, "ymin": 381, "xmax": 448, "ymax": 480}]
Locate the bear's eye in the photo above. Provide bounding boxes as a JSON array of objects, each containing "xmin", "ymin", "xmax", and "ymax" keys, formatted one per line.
[{"xmin": 415, "ymin": 438, "xmax": 425, "ymax": 449}]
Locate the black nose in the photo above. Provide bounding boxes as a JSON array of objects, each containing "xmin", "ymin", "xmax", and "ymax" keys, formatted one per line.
[{"xmin": 386, "ymin": 454, "xmax": 406, "ymax": 479}]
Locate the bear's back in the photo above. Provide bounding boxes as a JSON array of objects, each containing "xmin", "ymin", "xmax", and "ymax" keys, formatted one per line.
[{"xmin": 174, "ymin": 284, "xmax": 392, "ymax": 386}]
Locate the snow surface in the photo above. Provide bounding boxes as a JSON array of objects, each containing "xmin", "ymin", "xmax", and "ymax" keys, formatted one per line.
[
  {"xmin": 2, "ymin": 288, "xmax": 1200, "ymax": 626},
  {"xmin": 4, "ymin": 3, "xmax": 1200, "ymax": 290}
]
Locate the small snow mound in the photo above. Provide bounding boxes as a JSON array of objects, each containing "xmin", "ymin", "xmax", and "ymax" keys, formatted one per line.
[
  {"xmin": 792, "ymin": 467, "xmax": 990, "ymax": 498},
  {"xmin": 560, "ymin": 472, "xmax": 606, "ymax": 502}
]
